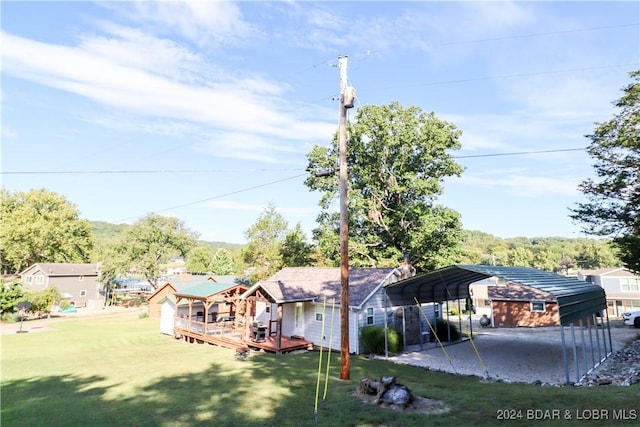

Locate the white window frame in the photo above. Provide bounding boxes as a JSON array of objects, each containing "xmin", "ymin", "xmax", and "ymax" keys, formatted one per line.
[
  {"xmin": 35, "ymin": 275, "xmax": 44, "ymax": 285},
  {"xmin": 80, "ymin": 290, "xmax": 87, "ymax": 297},
  {"xmin": 530, "ymin": 301, "xmax": 546, "ymax": 312},
  {"xmin": 365, "ymin": 307, "xmax": 374, "ymax": 325},
  {"xmin": 25, "ymin": 275, "xmax": 33, "ymax": 284},
  {"xmin": 315, "ymin": 304, "xmax": 323, "ymax": 322}
]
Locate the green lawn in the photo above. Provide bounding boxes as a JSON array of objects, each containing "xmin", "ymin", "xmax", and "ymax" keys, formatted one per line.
[{"xmin": 1, "ymin": 313, "xmax": 638, "ymax": 427}]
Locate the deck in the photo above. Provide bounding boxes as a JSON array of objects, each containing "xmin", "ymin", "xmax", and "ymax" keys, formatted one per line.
[{"xmin": 174, "ymin": 319, "xmax": 312, "ymax": 354}]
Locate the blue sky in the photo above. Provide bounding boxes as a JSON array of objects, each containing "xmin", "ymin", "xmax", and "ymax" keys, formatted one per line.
[{"xmin": 2, "ymin": 1, "xmax": 639, "ymax": 244}]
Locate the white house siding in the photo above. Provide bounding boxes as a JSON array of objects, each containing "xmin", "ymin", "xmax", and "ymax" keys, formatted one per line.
[{"xmin": 160, "ymin": 301, "xmax": 176, "ymax": 335}]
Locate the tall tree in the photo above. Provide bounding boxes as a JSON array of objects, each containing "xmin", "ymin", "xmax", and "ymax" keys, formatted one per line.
[
  {"xmin": 571, "ymin": 70, "xmax": 640, "ymax": 273},
  {"xmin": 305, "ymin": 102, "xmax": 464, "ymax": 271},
  {"xmin": 241, "ymin": 204, "xmax": 288, "ymax": 283},
  {"xmin": 210, "ymin": 248, "xmax": 234, "ymax": 275},
  {"xmin": 186, "ymin": 246, "xmax": 212, "ymax": 274},
  {"xmin": 281, "ymin": 223, "xmax": 315, "ymax": 267},
  {"xmin": 0, "ymin": 188, "xmax": 94, "ymax": 274},
  {"xmin": 99, "ymin": 214, "xmax": 198, "ymax": 289}
]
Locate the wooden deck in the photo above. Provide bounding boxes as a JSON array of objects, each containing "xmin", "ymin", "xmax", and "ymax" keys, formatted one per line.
[{"xmin": 174, "ymin": 320, "xmax": 312, "ymax": 354}]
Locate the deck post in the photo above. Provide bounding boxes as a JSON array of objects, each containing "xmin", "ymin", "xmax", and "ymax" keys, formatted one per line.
[{"xmin": 277, "ymin": 304, "xmax": 283, "ymax": 354}]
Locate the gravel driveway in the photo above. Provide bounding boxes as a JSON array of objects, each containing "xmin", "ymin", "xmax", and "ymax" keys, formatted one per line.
[{"xmin": 385, "ymin": 322, "xmax": 638, "ymax": 385}]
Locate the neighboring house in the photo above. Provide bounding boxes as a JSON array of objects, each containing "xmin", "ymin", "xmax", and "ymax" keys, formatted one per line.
[
  {"xmin": 487, "ymin": 282, "xmax": 558, "ymax": 327},
  {"xmin": 578, "ymin": 267, "xmax": 640, "ymax": 318},
  {"xmin": 19, "ymin": 263, "xmax": 102, "ymax": 308},
  {"xmin": 166, "ymin": 258, "xmax": 187, "ymax": 276},
  {"xmin": 470, "ymin": 278, "xmax": 560, "ymax": 327},
  {"xmin": 239, "ymin": 266, "xmax": 437, "ymax": 355}
]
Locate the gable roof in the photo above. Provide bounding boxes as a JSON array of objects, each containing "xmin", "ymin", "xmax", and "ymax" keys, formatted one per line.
[
  {"xmin": 385, "ymin": 265, "xmax": 606, "ymax": 325},
  {"xmin": 174, "ymin": 282, "xmax": 246, "ymax": 300},
  {"xmin": 488, "ymin": 282, "xmax": 555, "ymax": 302},
  {"xmin": 240, "ymin": 267, "xmax": 398, "ymax": 307},
  {"xmin": 20, "ymin": 263, "xmax": 98, "ymax": 277},
  {"xmin": 581, "ymin": 267, "xmax": 637, "ymax": 278}
]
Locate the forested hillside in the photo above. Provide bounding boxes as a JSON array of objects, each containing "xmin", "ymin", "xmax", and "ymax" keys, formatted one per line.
[
  {"xmin": 90, "ymin": 221, "xmax": 620, "ymax": 272},
  {"xmin": 89, "ymin": 221, "xmax": 244, "ymax": 252}
]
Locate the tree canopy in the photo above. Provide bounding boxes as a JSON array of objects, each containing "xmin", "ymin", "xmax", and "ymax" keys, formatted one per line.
[
  {"xmin": 99, "ymin": 214, "xmax": 198, "ymax": 289},
  {"xmin": 305, "ymin": 102, "xmax": 465, "ymax": 271},
  {"xmin": 0, "ymin": 188, "xmax": 94, "ymax": 274},
  {"xmin": 571, "ymin": 70, "xmax": 640, "ymax": 273},
  {"xmin": 240, "ymin": 204, "xmax": 288, "ymax": 283}
]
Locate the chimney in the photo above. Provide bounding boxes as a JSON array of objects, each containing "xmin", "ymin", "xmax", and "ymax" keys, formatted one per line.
[{"xmin": 398, "ymin": 249, "xmax": 416, "ymax": 279}]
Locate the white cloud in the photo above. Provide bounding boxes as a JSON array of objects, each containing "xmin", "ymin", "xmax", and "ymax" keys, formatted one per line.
[
  {"xmin": 1, "ymin": 30, "xmax": 335, "ymax": 163},
  {"xmin": 104, "ymin": 1, "xmax": 255, "ymax": 47},
  {"xmin": 1, "ymin": 126, "xmax": 18, "ymax": 139}
]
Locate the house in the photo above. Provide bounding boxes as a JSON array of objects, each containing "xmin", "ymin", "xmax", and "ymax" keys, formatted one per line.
[
  {"xmin": 578, "ymin": 267, "xmax": 640, "ymax": 318},
  {"xmin": 19, "ymin": 263, "xmax": 102, "ymax": 308},
  {"xmin": 470, "ymin": 278, "xmax": 559, "ymax": 327},
  {"xmin": 487, "ymin": 282, "xmax": 559, "ymax": 327},
  {"xmin": 238, "ymin": 266, "xmax": 438, "ymax": 354},
  {"xmin": 165, "ymin": 257, "xmax": 187, "ymax": 276}
]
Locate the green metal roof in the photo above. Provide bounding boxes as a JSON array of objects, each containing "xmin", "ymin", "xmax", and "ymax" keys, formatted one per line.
[
  {"xmin": 174, "ymin": 282, "xmax": 238, "ymax": 299},
  {"xmin": 384, "ymin": 265, "xmax": 606, "ymax": 325}
]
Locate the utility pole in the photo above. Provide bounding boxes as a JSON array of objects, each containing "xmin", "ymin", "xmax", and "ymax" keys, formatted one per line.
[{"xmin": 338, "ymin": 55, "xmax": 352, "ymax": 380}]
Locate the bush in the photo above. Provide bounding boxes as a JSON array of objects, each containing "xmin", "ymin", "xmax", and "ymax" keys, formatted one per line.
[
  {"xmin": 360, "ymin": 326, "xmax": 403, "ymax": 355},
  {"xmin": 434, "ymin": 318, "xmax": 460, "ymax": 341}
]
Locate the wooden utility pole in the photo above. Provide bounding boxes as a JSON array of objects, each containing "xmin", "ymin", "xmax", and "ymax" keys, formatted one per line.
[{"xmin": 338, "ymin": 55, "xmax": 350, "ymax": 380}]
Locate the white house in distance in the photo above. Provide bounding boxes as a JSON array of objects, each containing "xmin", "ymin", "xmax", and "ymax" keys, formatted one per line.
[{"xmin": 577, "ymin": 267, "xmax": 640, "ymax": 318}]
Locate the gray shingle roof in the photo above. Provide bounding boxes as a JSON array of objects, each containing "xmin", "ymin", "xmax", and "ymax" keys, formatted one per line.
[
  {"xmin": 243, "ymin": 267, "xmax": 397, "ymax": 307},
  {"xmin": 22, "ymin": 263, "xmax": 98, "ymax": 276}
]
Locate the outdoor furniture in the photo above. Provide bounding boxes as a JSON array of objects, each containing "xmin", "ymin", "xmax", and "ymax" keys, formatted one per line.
[{"xmin": 251, "ymin": 321, "xmax": 267, "ymax": 342}]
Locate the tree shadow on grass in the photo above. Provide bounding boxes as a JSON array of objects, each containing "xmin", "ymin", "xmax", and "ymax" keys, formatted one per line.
[{"xmin": 1, "ymin": 351, "xmax": 441, "ymax": 427}]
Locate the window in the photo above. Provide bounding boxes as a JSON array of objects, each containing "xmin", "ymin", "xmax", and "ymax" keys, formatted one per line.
[
  {"xmin": 366, "ymin": 307, "xmax": 374, "ymax": 325},
  {"xmin": 530, "ymin": 301, "xmax": 546, "ymax": 312},
  {"xmin": 35, "ymin": 275, "xmax": 44, "ymax": 285},
  {"xmin": 315, "ymin": 305, "xmax": 323, "ymax": 322},
  {"xmin": 621, "ymin": 278, "xmax": 639, "ymax": 292},
  {"xmin": 25, "ymin": 276, "xmax": 33, "ymax": 284},
  {"xmin": 80, "ymin": 290, "xmax": 87, "ymax": 297}
]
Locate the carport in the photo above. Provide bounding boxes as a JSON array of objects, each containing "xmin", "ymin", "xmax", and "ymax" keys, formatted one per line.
[{"xmin": 384, "ymin": 265, "xmax": 613, "ymax": 383}]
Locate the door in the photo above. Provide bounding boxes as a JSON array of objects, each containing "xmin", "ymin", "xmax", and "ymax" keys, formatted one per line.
[{"xmin": 294, "ymin": 302, "xmax": 304, "ymax": 336}]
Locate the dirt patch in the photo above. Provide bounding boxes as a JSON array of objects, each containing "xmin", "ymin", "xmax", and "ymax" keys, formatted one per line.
[{"xmin": 352, "ymin": 391, "xmax": 450, "ymax": 414}]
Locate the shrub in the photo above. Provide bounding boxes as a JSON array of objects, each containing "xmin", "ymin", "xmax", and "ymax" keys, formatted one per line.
[
  {"xmin": 360, "ymin": 326, "xmax": 403, "ymax": 355},
  {"xmin": 434, "ymin": 318, "xmax": 460, "ymax": 341}
]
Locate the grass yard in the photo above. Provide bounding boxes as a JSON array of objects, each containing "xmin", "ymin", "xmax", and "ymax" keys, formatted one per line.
[{"xmin": 1, "ymin": 313, "xmax": 639, "ymax": 426}]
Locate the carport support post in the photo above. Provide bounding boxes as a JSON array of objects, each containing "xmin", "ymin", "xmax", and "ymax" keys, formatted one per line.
[
  {"xmin": 580, "ymin": 318, "xmax": 588, "ymax": 379},
  {"xmin": 571, "ymin": 324, "xmax": 579, "ymax": 383},
  {"xmin": 560, "ymin": 325, "xmax": 570, "ymax": 384},
  {"xmin": 383, "ymin": 293, "xmax": 389, "ymax": 358}
]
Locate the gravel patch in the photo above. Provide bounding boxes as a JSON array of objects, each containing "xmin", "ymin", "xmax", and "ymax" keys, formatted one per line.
[{"xmin": 384, "ymin": 323, "xmax": 639, "ymax": 386}]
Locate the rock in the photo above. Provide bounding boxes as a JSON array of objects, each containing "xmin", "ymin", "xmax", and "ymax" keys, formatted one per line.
[{"xmin": 579, "ymin": 339, "xmax": 640, "ymax": 386}]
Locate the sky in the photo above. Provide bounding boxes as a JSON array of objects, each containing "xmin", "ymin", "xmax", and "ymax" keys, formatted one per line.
[{"xmin": 1, "ymin": 1, "xmax": 639, "ymax": 245}]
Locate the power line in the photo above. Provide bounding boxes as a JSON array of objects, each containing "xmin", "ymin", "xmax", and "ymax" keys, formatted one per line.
[
  {"xmin": 2, "ymin": 147, "xmax": 589, "ymax": 175},
  {"xmin": 453, "ymin": 147, "xmax": 586, "ymax": 159},
  {"xmin": 119, "ymin": 173, "xmax": 307, "ymax": 221},
  {"xmin": 1, "ymin": 168, "xmax": 303, "ymax": 175},
  {"xmin": 441, "ymin": 23, "xmax": 639, "ymax": 46},
  {"xmin": 370, "ymin": 63, "xmax": 639, "ymax": 90}
]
